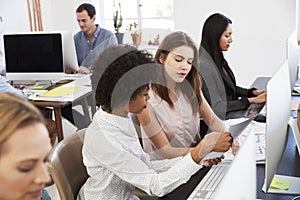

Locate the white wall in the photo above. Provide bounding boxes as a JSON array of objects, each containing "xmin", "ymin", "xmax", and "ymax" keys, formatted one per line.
[
  {"xmin": 174, "ymin": 0, "xmax": 296, "ymax": 86},
  {"xmin": 42, "ymin": 0, "xmax": 92, "ymax": 34},
  {"xmin": 0, "ymin": 0, "xmax": 29, "ymax": 32},
  {"xmin": 0, "ymin": 0, "xmax": 91, "ymax": 34},
  {"xmin": 0, "ymin": 0, "xmax": 297, "ymax": 86}
]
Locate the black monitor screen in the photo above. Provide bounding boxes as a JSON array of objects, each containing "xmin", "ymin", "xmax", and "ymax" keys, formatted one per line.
[{"xmin": 4, "ymin": 33, "xmax": 64, "ymax": 73}]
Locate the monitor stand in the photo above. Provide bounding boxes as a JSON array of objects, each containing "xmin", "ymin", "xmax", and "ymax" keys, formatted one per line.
[
  {"xmin": 261, "ymin": 117, "xmax": 300, "ymax": 195},
  {"xmin": 262, "ymin": 174, "xmax": 300, "ymax": 195}
]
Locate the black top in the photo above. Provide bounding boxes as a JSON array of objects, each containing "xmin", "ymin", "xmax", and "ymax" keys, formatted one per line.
[{"xmin": 199, "ymin": 46, "xmax": 256, "ymax": 119}]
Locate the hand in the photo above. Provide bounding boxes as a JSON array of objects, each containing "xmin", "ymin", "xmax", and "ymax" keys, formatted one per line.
[
  {"xmin": 65, "ymin": 70, "xmax": 79, "ymax": 74},
  {"xmin": 252, "ymin": 89, "xmax": 266, "ymax": 96},
  {"xmin": 231, "ymin": 139, "xmax": 240, "ymax": 156},
  {"xmin": 203, "ymin": 155, "xmax": 224, "ymax": 167},
  {"xmin": 212, "ymin": 132, "xmax": 232, "ymax": 152},
  {"xmin": 13, "ymin": 84, "xmax": 25, "ymax": 90},
  {"xmin": 78, "ymin": 66, "xmax": 91, "ymax": 74},
  {"xmin": 248, "ymin": 92, "xmax": 266, "ymax": 104}
]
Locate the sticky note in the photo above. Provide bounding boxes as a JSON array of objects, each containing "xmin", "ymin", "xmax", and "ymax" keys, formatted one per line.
[
  {"xmin": 270, "ymin": 177, "xmax": 291, "ymax": 190},
  {"xmin": 32, "ymin": 85, "xmax": 44, "ymax": 90}
]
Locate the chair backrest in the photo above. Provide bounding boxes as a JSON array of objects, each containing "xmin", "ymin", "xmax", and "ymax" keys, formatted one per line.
[{"xmin": 48, "ymin": 128, "xmax": 88, "ymax": 200}]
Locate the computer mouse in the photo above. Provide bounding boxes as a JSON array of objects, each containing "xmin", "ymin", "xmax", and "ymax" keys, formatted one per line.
[
  {"xmin": 254, "ymin": 113, "xmax": 266, "ymax": 123},
  {"xmin": 292, "ymin": 90, "xmax": 300, "ymax": 96}
]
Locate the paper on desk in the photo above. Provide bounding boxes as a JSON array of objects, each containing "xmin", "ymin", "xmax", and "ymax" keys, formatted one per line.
[
  {"xmin": 203, "ymin": 117, "xmax": 254, "ymax": 160},
  {"xmin": 29, "ymin": 84, "xmax": 92, "ymax": 102},
  {"xmin": 226, "ymin": 117, "xmax": 254, "ymax": 138},
  {"xmin": 73, "ymin": 74, "xmax": 92, "ymax": 86},
  {"xmin": 240, "ymin": 121, "xmax": 266, "ymax": 163},
  {"xmin": 25, "ymin": 89, "xmax": 48, "ymax": 99},
  {"xmin": 38, "ymin": 85, "xmax": 80, "ymax": 97},
  {"xmin": 291, "ymin": 99, "xmax": 300, "ymax": 110}
]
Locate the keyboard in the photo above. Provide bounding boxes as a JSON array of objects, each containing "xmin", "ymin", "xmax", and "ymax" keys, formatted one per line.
[
  {"xmin": 63, "ymin": 73, "xmax": 84, "ymax": 79},
  {"xmin": 10, "ymin": 80, "xmax": 36, "ymax": 85},
  {"xmin": 250, "ymin": 103, "xmax": 265, "ymax": 114},
  {"xmin": 226, "ymin": 102, "xmax": 265, "ymax": 119},
  {"xmin": 259, "ymin": 105, "xmax": 266, "ymax": 114},
  {"xmin": 188, "ymin": 162, "xmax": 230, "ymax": 200}
]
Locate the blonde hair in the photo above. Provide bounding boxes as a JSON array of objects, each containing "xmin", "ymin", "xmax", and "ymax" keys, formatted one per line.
[{"xmin": 0, "ymin": 93, "xmax": 44, "ymax": 150}]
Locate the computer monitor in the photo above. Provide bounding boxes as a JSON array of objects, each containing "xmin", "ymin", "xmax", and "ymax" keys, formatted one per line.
[
  {"xmin": 214, "ymin": 133, "xmax": 256, "ymax": 200},
  {"xmin": 262, "ymin": 60, "xmax": 300, "ymax": 194},
  {"xmin": 3, "ymin": 31, "xmax": 78, "ymax": 81},
  {"xmin": 287, "ymin": 30, "xmax": 299, "ymax": 92},
  {"xmin": 60, "ymin": 31, "xmax": 79, "ymax": 73}
]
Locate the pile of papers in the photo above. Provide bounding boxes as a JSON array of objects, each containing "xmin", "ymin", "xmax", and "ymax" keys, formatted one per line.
[
  {"xmin": 238, "ymin": 121, "xmax": 266, "ymax": 164},
  {"xmin": 27, "ymin": 81, "xmax": 92, "ymax": 102}
]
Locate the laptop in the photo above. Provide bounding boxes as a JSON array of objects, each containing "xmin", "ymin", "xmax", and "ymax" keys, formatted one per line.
[
  {"xmin": 188, "ymin": 133, "xmax": 256, "ymax": 200},
  {"xmin": 226, "ymin": 76, "xmax": 270, "ymax": 119},
  {"xmin": 226, "ymin": 102, "xmax": 265, "ymax": 119}
]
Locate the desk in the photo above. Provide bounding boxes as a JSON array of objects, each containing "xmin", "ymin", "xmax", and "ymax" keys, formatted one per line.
[
  {"xmin": 158, "ymin": 77, "xmax": 300, "ymax": 200},
  {"xmin": 256, "ymin": 128, "xmax": 300, "ymax": 199},
  {"xmin": 158, "ymin": 167, "xmax": 211, "ymax": 200},
  {"xmin": 157, "ymin": 129, "xmax": 300, "ymax": 200},
  {"xmin": 29, "ymin": 81, "xmax": 96, "ymax": 142}
]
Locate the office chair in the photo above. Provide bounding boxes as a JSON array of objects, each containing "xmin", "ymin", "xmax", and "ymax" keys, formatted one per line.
[
  {"xmin": 45, "ymin": 118, "xmax": 57, "ymax": 146},
  {"xmin": 48, "ymin": 127, "xmax": 153, "ymax": 199},
  {"xmin": 48, "ymin": 128, "xmax": 88, "ymax": 200}
]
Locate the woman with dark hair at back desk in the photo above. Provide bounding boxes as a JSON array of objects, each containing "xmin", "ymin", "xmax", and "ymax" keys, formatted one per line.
[{"xmin": 199, "ymin": 13, "xmax": 266, "ymax": 122}]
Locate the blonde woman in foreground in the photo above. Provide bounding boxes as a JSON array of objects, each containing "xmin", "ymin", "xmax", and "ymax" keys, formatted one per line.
[{"xmin": 0, "ymin": 93, "xmax": 52, "ymax": 200}]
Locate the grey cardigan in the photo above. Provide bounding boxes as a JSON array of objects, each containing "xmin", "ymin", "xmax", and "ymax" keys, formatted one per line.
[{"xmin": 199, "ymin": 46, "xmax": 255, "ymax": 119}]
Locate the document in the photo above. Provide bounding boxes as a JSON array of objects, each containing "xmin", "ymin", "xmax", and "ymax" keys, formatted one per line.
[
  {"xmin": 38, "ymin": 85, "xmax": 80, "ymax": 97},
  {"xmin": 236, "ymin": 121, "xmax": 266, "ymax": 163},
  {"xmin": 226, "ymin": 117, "xmax": 254, "ymax": 138},
  {"xmin": 203, "ymin": 117, "xmax": 254, "ymax": 160},
  {"xmin": 291, "ymin": 99, "xmax": 300, "ymax": 111},
  {"xmin": 28, "ymin": 81, "xmax": 92, "ymax": 102}
]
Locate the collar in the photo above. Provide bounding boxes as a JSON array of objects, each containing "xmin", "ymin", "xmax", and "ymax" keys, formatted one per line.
[
  {"xmin": 93, "ymin": 24, "xmax": 101, "ymax": 38},
  {"xmin": 96, "ymin": 107, "xmax": 136, "ymax": 137},
  {"xmin": 84, "ymin": 24, "xmax": 101, "ymax": 39}
]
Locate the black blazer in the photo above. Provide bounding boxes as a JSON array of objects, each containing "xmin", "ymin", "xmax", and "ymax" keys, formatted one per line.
[{"xmin": 199, "ymin": 46, "xmax": 255, "ymax": 119}]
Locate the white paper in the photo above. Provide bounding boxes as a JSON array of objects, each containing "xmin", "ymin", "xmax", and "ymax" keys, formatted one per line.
[
  {"xmin": 203, "ymin": 117, "xmax": 255, "ymax": 161},
  {"xmin": 28, "ymin": 82, "xmax": 92, "ymax": 102}
]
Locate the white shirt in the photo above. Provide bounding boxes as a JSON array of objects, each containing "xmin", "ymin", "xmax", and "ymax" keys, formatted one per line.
[
  {"xmin": 80, "ymin": 108, "xmax": 203, "ymax": 200},
  {"xmin": 0, "ymin": 76, "xmax": 26, "ymax": 98}
]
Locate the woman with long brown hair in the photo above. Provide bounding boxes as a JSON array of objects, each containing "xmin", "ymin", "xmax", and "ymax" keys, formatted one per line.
[{"xmin": 137, "ymin": 31, "xmax": 230, "ymax": 159}]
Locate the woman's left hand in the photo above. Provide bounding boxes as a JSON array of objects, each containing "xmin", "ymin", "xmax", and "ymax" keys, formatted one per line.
[
  {"xmin": 252, "ymin": 89, "xmax": 266, "ymax": 96},
  {"xmin": 249, "ymin": 93, "xmax": 266, "ymax": 104}
]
